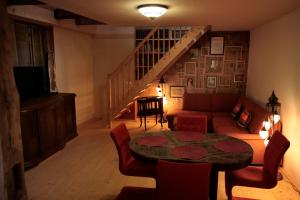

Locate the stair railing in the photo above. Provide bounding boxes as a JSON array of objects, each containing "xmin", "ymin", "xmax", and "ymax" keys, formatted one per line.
[{"xmin": 107, "ymin": 26, "xmax": 205, "ymax": 126}]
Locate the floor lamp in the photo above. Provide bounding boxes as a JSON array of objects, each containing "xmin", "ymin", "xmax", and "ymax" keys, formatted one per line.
[
  {"xmin": 260, "ymin": 91, "xmax": 283, "ymax": 180},
  {"xmin": 156, "ymin": 76, "xmax": 167, "ymax": 123}
]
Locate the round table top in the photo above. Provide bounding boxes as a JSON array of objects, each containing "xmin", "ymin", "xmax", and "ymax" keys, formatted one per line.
[{"xmin": 129, "ymin": 131, "xmax": 253, "ymax": 171}]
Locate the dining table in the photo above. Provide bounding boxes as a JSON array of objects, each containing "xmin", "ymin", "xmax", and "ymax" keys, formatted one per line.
[{"xmin": 129, "ymin": 130, "xmax": 253, "ymax": 200}]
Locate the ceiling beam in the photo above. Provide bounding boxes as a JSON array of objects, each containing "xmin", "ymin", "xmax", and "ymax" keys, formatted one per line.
[
  {"xmin": 54, "ymin": 9, "xmax": 106, "ymax": 25},
  {"xmin": 53, "ymin": 9, "xmax": 77, "ymax": 19},
  {"xmin": 75, "ymin": 17, "xmax": 106, "ymax": 25},
  {"xmin": 6, "ymin": 0, "xmax": 44, "ymax": 6}
]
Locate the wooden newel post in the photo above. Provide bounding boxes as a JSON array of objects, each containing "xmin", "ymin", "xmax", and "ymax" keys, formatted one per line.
[{"xmin": 0, "ymin": 0, "xmax": 28, "ymax": 199}]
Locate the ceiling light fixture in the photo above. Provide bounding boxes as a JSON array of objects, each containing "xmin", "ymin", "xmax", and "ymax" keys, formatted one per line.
[{"xmin": 137, "ymin": 4, "xmax": 168, "ymax": 19}]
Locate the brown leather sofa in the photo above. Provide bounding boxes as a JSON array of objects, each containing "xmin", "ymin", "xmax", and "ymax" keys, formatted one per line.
[{"xmin": 166, "ymin": 93, "xmax": 268, "ymax": 164}]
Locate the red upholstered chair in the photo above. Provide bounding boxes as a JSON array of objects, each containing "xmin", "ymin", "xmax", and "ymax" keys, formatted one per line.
[
  {"xmin": 116, "ymin": 160, "xmax": 211, "ymax": 200},
  {"xmin": 156, "ymin": 160, "xmax": 211, "ymax": 200},
  {"xmin": 176, "ymin": 114, "xmax": 207, "ymax": 133},
  {"xmin": 225, "ymin": 131, "xmax": 290, "ymax": 200},
  {"xmin": 110, "ymin": 123, "xmax": 156, "ymax": 178},
  {"xmin": 116, "ymin": 186, "xmax": 156, "ymax": 200}
]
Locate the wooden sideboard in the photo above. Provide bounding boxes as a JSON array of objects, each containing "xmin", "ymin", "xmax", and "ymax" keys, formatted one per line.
[{"xmin": 20, "ymin": 93, "xmax": 77, "ymax": 169}]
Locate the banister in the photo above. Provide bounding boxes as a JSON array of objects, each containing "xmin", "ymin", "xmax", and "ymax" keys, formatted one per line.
[{"xmin": 107, "ymin": 25, "xmax": 209, "ymax": 125}]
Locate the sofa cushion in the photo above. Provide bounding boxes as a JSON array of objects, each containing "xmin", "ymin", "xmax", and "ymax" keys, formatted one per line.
[
  {"xmin": 239, "ymin": 97, "xmax": 268, "ymax": 133},
  {"xmin": 231, "ymin": 103, "xmax": 243, "ymax": 119},
  {"xmin": 176, "ymin": 114, "xmax": 207, "ymax": 133},
  {"xmin": 212, "ymin": 112, "xmax": 232, "ymax": 118},
  {"xmin": 237, "ymin": 109, "xmax": 252, "ymax": 128},
  {"xmin": 182, "ymin": 93, "xmax": 211, "ymax": 111},
  {"xmin": 211, "ymin": 94, "xmax": 240, "ymax": 112},
  {"xmin": 213, "ymin": 116, "xmax": 249, "ymax": 135}
]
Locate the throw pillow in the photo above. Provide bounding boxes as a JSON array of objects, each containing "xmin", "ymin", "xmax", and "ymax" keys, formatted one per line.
[
  {"xmin": 231, "ymin": 103, "xmax": 243, "ymax": 119},
  {"xmin": 237, "ymin": 109, "xmax": 252, "ymax": 128}
]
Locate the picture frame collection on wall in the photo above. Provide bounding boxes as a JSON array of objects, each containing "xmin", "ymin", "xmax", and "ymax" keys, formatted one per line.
[{"xmin": 167, "ymin": 32, "xmax": 249, "ymax": 98}]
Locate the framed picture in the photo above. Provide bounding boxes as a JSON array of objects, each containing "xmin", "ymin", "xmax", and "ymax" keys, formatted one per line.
[
  {"xmin": 235, "ymin": 61, "xmax": 246, "ymax": 73},
  {"xmin": 224, "ymin": 46, "xmax": 242, "ymax": 60},
  {"xmin": 189, "ymin": 48, "xmax": 199, "ymax": 59},
  {"xmin": 224, "ymin": 61, "xmax": 236, "ymax": 74},
  {"xmin": 170, "ymin": 86, "xmax": 185, "ymax": 98},
  {"xmin": 184, "ymin": 62, "xmax": 197, "ymax": 75},
  {"xmin": 206, "ymin": 76, "xmax": 217, "ymax": 88},
  {"xmin": 186, "ymin": 76, "xmax": 195, "ymax": 88},
  {"xmin": 210, "ymin": 37, "xmax": 224, "ymax": 55},
  {"xmin": 234, "ymin": 74, "xmax": 245, "ymax": 82},
  {"xmin": 205, "ymin": 56, "xmax": 223, "ymax": 74},
  {"xmin": 196, "ymin": 76, "xmax": 204, "ymax": 88},
  {"xmin": 201, "ymin": 47, "xmax": 209, "ymax": 56},
  {"xmin": 175, "ymin": 62, "xmax": 184, "ymax": 73},
  {"xmin": 219, "ymin": 75, "xmax": 232, "ymax": 87}
]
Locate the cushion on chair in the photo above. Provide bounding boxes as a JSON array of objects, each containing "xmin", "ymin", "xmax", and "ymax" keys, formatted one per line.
[{"xmin": 226, "ymin": 166, "xmax": 265, "ymax": 188}]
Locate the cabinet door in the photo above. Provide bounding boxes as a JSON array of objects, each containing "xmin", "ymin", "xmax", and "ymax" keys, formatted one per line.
[
  {"xmin": 37, "ymin": 102, "xmax": 59, "ymax": 159},
  {"xmin": 55, "ymin": 101, "xmax": 67, "ymax": 146},
  {"xmin": 20, "ymin": 110, "xmax": 40, "ymax": 168},
  {"xmin": 63, "ymin": 94, "xmax": 78, "ymax": 141}
]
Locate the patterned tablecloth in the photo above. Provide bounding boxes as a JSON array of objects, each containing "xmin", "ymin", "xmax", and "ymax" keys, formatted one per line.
[{"xmin": 129, "ymin": 131, "xmax": 253, "ymax": 170}]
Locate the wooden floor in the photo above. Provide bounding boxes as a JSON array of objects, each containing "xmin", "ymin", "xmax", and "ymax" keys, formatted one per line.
[{"xmin": 25, "ymin": 119, "xmax": 300, "ymax": 200}]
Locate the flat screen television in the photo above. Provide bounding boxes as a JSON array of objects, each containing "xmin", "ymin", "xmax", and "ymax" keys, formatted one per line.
[{"xmin": 14, "ymin": 66, "xmax": 50, "ymax": 101}]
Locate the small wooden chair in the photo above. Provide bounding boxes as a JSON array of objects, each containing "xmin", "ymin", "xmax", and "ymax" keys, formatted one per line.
[{"xmin": 137, "ymin": 96, "xmax": 163, "ymax": 130}]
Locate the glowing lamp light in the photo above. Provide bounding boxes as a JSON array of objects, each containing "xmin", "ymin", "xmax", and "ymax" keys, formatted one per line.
[
  {"xmin": 264, "ymin": 137, "xmax": 270, "ymax": 146},
  {"xmin": 137, "ymin": 4, "xmax": 168, "ymax": 19},
  {"xmin": 259, "ymin": 129, "xmax": 269, "ymax": 139},
  {"xmin": 163, "ymin": 95, "xmax": 167, "ymax": 105},
  {"xmin": 273, "ymin": 114, "xmax": 280, "ymax": 124},
  {"xmin": 156, "ymin": 85, "xmax": 162, "ymax": 96},
  {"xmin": 263, "ymin": 120, "xmax": 271, "ymax": 130}
]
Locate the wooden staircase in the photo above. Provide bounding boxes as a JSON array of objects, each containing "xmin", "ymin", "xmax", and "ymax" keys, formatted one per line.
[{"xmin": 108, "ymin": 25, "xmax": 210, "ymax": 126}]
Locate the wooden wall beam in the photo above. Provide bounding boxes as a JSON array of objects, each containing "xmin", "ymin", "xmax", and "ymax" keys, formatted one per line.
[
  {"xmin": 54, "ymin": 9, "xmax": 106, "ymax": 25},
  {"xmin": 75, "ymin": 17, "xmax": 106, "ymax": 25},
  {"xmin": 53, "ymin": 9, "xmax": 77, "ymax": 19},
  {"xmin": 7, "ymin": 0, "xmax": 44, "ymax": 6},
  {"xmin": 0, "ymin": 0, "xmax": 28, "ymax": 199}
]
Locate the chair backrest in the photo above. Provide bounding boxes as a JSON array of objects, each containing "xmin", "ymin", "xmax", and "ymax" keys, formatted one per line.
[
  {"xmin": 263, "ymin": 131, "xmax": 290, "ymax": 187},
  {"xmin": 137, "ymin": 96, "xmax": 163, "ymax": 116},
  {"xmin": 110, "ymin": 123, "xmax": 131, "ymax": 173},
  {"xmin": 156, "ymin": 160, "xmax": 211, "ymax": 200},
  {"xmin": 176, "ymin": 115, "xmax": 207, "ymax": 133}
]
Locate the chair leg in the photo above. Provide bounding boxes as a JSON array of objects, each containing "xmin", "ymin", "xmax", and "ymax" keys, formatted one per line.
[
  {"xmin": 225, "ymin": 171, "xmax": 234, "ymax": 200},
  {"xmin": 160, "ymin": 114, "xmax": 163, "ymax": 127},
  {"xmin": 139, "ymin": 116, "xmax": 142, "ymax": 127},
  {"xmin": 144, "ymin": 116, "xmax": 147, "ymax": 130}
]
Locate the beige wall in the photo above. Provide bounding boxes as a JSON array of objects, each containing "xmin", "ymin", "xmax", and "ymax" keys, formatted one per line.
[
  {"xmin": 247, "ymin": 9, "xmax": 300, "ymax": 189},
  {"xmin": 54, "ymin": 27, "xmax": 95, "ymax": 125},
  {"xmin": 93, "ymin": 34, "xmax": 134, "ymax": 122}
]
